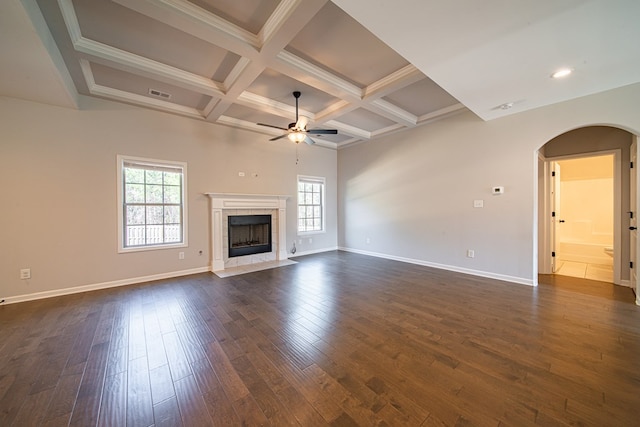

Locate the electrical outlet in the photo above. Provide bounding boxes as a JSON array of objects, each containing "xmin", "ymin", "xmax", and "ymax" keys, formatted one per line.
[
  {"xmin": 179, "ymin": 252, "xmax": 185, "ymax": 260},
  {"xmin": 20, "ymin": 268, "xmax": 31, "ymax": 280},
  {"xmin": 467, "ymin": 250, "xmax": 475, "ymax": 258}
]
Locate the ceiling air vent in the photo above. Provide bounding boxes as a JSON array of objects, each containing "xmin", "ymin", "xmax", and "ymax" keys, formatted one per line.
[{"xmin": 148, "ymin": 88, "xmax": 171, "ymax": 99}]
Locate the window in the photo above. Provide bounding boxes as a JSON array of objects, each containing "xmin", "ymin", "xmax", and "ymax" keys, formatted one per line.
[
  {"xmin": 297, "ymin": 175, "xmax": 325, "ymax": 233},
  {"xmin": 117, "ymin": 155, "xmax": 187, "ymax": 252}
]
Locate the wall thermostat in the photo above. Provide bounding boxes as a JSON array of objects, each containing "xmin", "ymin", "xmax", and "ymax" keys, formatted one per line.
[{"xmin": 492, "ymin": 186, "xmax": 504, "ymax": 195}]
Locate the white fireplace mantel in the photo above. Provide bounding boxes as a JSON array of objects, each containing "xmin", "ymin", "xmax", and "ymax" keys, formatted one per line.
[{"xmin": 205, "ymin": 193, "xmax": 289, "ymax": 272}]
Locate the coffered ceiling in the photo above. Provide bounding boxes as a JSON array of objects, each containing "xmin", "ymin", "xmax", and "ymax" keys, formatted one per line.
[{"xmin": 3, "ymin": 0, "xmax": 640, "ymax": 149}]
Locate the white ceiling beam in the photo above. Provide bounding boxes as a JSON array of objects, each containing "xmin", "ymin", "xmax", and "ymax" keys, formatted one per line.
[
  {"xmin": 363, "ymin": 64, "xmax": 424, "ymax": 100},
  {"xmin": 74, "ymin": 38, "xmax": 225, "ymax": 97},
  {"xmin": 112, "ymin": 0, "xmax": 259, "ymax": 57}
]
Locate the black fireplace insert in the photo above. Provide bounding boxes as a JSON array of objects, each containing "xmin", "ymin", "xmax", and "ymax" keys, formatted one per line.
[{"xmin": 228, "ymin": 215, "xmax": 272, "ymax": 258}]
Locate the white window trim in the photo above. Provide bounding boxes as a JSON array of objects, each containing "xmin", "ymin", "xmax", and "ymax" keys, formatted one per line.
[
  {"xmin": 117, "ymin": 155, "xmax": 188, "ymax": 253},
  {"xmin": 297, "ymin": 175, "xmax": 326, "ymax": 236}
]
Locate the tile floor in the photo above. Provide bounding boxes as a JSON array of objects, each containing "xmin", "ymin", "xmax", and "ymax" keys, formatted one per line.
[{"xmin": 555, "ymin": 259, "xmax": 614, "ymax": 282}]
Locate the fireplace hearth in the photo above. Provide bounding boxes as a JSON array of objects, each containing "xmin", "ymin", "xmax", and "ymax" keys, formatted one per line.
[{"xmin": 228, "ymin": 215, "xmax": 272, "ymax": 257}]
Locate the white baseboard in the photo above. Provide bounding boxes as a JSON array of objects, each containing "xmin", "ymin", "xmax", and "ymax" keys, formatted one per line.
[
  {"xmin": 619, "ymin": 279, "xmax": 632, "ymax": 288},
  {"xmin": 1, "ymin": 266, "xmax": 211, "ymax": 305},
  {"xmin": 290, "ymin": 246, "xmax": 339, "ymax": 258},
  {"xmin": 338, "ymin": 247, "xmax": 535, "ymax": 286}
]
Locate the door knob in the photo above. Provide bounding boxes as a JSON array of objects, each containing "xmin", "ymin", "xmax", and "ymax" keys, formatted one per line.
[
  {"xmin": 630, "ymin": 226, "xmax": 637, "ymax": 230},
  {"xmin": 558, "ymin": 220, "xmax": 565, "ymax": 223}
]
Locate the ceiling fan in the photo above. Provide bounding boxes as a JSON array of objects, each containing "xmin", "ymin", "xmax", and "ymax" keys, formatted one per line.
[{"xmin": 257, "ymin": 91, "xmax": 337, "ymax": 144}]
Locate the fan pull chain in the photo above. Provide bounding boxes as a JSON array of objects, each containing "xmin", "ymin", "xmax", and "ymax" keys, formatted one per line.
[{"xmin": 296, "ymin": 144, "xmax": 299, "ymax": 165}]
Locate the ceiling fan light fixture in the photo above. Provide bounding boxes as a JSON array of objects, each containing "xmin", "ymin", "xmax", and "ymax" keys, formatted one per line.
[{"xmin": 288, "ymin": 131, "xmax": 306, "ymax": 143}]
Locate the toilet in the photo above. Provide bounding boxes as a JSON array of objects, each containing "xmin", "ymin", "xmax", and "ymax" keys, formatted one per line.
[{"xmin": 604, "ymin": 247, "xmax": 614, "ymax": 257}]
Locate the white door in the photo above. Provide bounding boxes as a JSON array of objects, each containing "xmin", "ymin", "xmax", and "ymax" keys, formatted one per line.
[
  {"xmin": 551, "ymin": 162, "xmax": 561, "ymax": 273},
  {"xmin": 631, "ymin": 139, "xmax": 639, "ymax": 300}
]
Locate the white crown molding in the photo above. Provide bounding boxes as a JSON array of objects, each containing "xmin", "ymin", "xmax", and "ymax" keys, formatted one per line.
[
  {"xmin": 363, "ymin": 64, "xmax": 423, "ymax": 99},
  {"xmin": 79, "ymin": 60, "xmax": 204, "ymax": 119},
  {"xmin": 74, "ymin": 38, "xmax": 224, "ymax": 97},
  {"xmin": 259, "ymin": 0, "xmax": 301, "ymax": 47},
  {"xmin": 370, "ymin": 98, "xmax": 417, "ymax": 126},
  {"xmin": 237, "ymin": 91, "xmax": 314, "ymax": 120},
  {"xmin": 417, "ymin": 103, "xmax": 467, "ymax": 124},
  {"xmin": 114, "ymin": 0, "xmax": 259, "ymax": 50},
  {"xmin": 324, "ymin": 119, "xmax": 371, "ymax": 140},
  {"xmin": 223, "ymin": 57, "xmax": 251, "ymax": 92},
  {"xmin": 276, "ymin": 50, "xmax": 362, "ymax": 99},
  {"xmin": 57, "ymin": 0, "xmax": 82, "ymax": 43}
]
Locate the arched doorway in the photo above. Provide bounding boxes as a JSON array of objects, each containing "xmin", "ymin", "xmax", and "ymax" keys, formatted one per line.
[{"xmin": 538, "ymin": 126, "xmax": 634, "ymax": 287}]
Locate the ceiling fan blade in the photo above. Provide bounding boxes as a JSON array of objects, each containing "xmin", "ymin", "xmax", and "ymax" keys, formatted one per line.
[
  {"xmin": 295, "ymin": 115, "xmax": 308, "ymax": 131},
  {"xmin": 308, "ymin": 129, "xmax": 338, "ymax": 135},
  {"xmin": 269, "ymin": 134, "xmax": 288, "ymax": 141},
  {"xmin": 304, "ymin": 136, "xmax": 316, "ymax": 145},
  {"xmin": 257, "ymin": 123, "xmax": 288, "ymax": 131}
]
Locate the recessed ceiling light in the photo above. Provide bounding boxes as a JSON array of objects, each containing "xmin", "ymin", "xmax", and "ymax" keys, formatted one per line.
[
  {"xmin": 551, "ymin": 68, "xmax": 573, "ymax": 79},
  {"xmin": 499, "ymin": 102, "xmax": 514, "ymax": 110}
]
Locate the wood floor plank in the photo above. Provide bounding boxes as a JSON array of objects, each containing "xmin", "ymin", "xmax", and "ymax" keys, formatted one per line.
[
  {"xmin": 69, "ymin": 341, "xmax": 109, "ymax": 426},
  {"xmin": 126, "ymin": 356, "xmax": 154, "ymax": 427},
  {"xmin": 174, "ymin": 374, "xmax": 213, "ymax": 426},
  {"xmin": 0, "ymin": 251, "xmax": 639, "ymax": 426},
  {"xmin": 153, "ymin": 396, "xmax": 182, "ymax": 427},
  {"xmin": 98, "ymin": 371, "xmax": 127, "ymax": 427}
]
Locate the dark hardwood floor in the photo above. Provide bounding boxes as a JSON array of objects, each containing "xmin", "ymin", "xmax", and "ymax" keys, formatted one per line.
[{"xmin": 1, "ymin": 251, "xmax": 639, "ymax": 426}]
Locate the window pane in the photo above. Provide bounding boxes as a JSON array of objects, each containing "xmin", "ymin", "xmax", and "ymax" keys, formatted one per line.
[
  {"xmin": 146, "ymin": 170, "xmax": 163, "ymax": 184},
  {"xmin": 305, "ymin": 183, "xmax": 313, "ymax": 192},
  {"xmin": 312, "ymin": 193, "xmax": 320, "ymax": 204},
  {"xmin": 146, "ymin": 184, "xmax": 163, "ymax": 203},
  {"xmin": 125, "ymin": 168, "xmax": 144, "ymax": 184},
  {"xmin": 164, "ymin": 185, "xmax": 181, "ymax": 204},
  {"xmin": 126, "ymin": 206, "xmax": 145, "ymax": 225},
  {"xmin": 146, "ymin": 206, "xmax": 163, "ymax": 224},
  {"xmin": 305, "ymin": 193, "xmax": 313, "ymax": 204},
  {"xmin": 298, "ymin": 206, "xmax": 306, "ymax": 218},
  {"xmin": 314, "ymin": 219, "xmax": 321, "ymax": 230},
  {"xmin": 125, "ymin": 183, "xmax": 145, "ymax": 203},
  {"xmin": 164, "ymin": 171, "xmax": 181, "ymax": 185},
  {"xmin": 164, "ymin": 225, "xmax": 181, "ymax": 242},
  {"xmin": 298, "ymin": 182, "xmax": 305, "ymax": 191},
  {"xmin": 314, "ymin": 206, "xmax": 321, "ymax": 218},
  {"xmin": 146, "ymin": 225, "xmax": 163, "ymax": 244},
  {"xmin": 164, "ymin": 206, "xmax": 181, "ymax": 224},
  {"xmin": 126, "ymin": 225, "xmax": 145, "ymax": 246}
]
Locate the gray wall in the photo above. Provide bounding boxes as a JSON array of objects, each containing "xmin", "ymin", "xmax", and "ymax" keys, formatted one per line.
[
  {"xmin": 338, "ymin": 83, "xmax": 640, "ymax": 285},
  {"xmin": 0, "ymin": 95, "xmax": 337, "ymax": 301}
]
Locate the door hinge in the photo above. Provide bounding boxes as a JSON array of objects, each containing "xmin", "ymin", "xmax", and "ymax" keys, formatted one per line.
[
  {"xmin": 552, "ymin": 211, "xmax": 556, "ymax": 217},
  {"xmin": 630, "ymin": 211, "xmax": 634, "ymax": 219},
  {"xmin": 631, "ymin": 161, "xmax": 634, "ymax": 169},
  {"xmin": 551, "ymin": 171, "xmax": 556, "ymax": 176},
  {"xmin": 552, "ymin": 251, "xmax": 555, "ymax": 257},
  {"xmin": 631, "ymin": 261, "xmax": 634, "ymax": 269}
]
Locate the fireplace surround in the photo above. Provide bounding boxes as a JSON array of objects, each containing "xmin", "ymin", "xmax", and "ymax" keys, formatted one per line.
[{"xmin": 206, "ymin": 193, "xmax": 289, "ymax": 272}]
